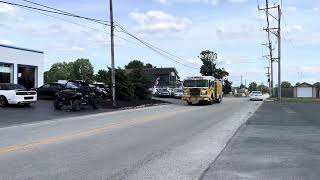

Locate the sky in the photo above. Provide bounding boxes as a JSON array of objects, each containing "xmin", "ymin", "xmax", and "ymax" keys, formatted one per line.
[{"xmin": 0, "ymin": 0, "xmax": 320, "ymax": 86}]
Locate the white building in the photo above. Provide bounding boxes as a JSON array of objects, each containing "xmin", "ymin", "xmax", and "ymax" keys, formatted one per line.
[{"xmin": 0, "ymin": 44, "xmax": 44, "ymax": 88}]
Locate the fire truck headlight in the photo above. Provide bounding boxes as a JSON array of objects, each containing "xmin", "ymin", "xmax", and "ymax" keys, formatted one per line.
[{"xmin": 201, "ymin": 90, "xmax": 207, "ymax": 95}]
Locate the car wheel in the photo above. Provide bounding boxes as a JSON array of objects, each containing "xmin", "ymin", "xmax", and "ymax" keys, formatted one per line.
[
  {"xmin": 71, "ymin": 100, "xmax": 82, "ymax": 111},
  {"xmin": 0, "ymin": 96, "xmax": 8, "ymax": 107},
  {"xmin": 216, "ymin": 98, "xmax": 222, "ymax": 104},
  {"xmin": 54, "ymin": 98, "xmax": 63, "ymax": 110}
]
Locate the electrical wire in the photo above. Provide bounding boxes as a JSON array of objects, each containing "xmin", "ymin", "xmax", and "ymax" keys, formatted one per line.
[
  {"xmin": 0, "ymin": 0, "xmax": 110, "ymax": 26},
  {"xmin": 0, "ymin": 0, "xmax": 200, "ymax": 69}
]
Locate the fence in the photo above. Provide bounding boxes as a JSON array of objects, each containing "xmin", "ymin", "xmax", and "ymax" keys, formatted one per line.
[{"xmin": 272, "ymin": 88, "xmax": 294, "ymax": 98}]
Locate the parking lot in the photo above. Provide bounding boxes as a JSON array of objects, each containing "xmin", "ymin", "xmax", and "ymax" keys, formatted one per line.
[{"xmin": 0, "ymin": 100, "xmax": 114, "ymax": 128}]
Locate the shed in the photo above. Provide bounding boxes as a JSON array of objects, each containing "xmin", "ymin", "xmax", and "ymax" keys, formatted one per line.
[{"xmin": 293, "ymin": 83, "xmax": 317, "ymax": 98}]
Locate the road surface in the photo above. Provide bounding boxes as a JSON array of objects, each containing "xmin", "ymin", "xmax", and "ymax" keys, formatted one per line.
[
  {"xmin": 0, "ymin": 97, "xmax": 261, "ymax": 180},
  {"xmin": 201, "ymin": 101, "xmax": 320, "ymax": 180}
]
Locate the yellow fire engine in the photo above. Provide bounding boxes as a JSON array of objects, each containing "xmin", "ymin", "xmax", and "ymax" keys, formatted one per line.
[{"xmin": 182, "ymin": 76, "xmax": 223, "ymax": 105}]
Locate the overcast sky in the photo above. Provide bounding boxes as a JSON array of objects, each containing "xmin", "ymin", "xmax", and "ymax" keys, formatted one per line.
[{"xmin": 0, "ymin": 0, "xmax": 319, "ymax": 86}]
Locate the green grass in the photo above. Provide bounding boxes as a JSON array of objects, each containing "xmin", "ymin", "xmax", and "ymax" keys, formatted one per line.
[{"xmin": 269, "ymin": 97, "xmax": 320, "ymax": 102}]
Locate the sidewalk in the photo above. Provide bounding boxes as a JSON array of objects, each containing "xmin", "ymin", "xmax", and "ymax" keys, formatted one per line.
[{"xmin": 201, "ymin": 101, "xmax": 320, "ymax": 180}]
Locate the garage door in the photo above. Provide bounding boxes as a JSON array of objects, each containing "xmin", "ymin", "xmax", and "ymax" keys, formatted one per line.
[{"xmin": 297, "ymin": 87, "xmax": 313, "ymax": 98}]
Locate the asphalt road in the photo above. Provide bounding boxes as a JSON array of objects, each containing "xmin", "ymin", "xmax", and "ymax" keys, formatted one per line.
[
  {"xmin": 201, "ymin": 101, "xmax": 320, "ymax": 180},
  {"xmin": 0, "ymin": 97, "xmax": 261, "ymax": 180},
  {"xmin": 0, "ymin": 100, "xmax": 114, "ymax": 128}
]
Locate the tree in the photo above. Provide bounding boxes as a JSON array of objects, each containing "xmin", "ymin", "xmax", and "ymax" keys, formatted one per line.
[
  {"xmin": 70, "ymin": 58, "xmax": 94, "ymax": 83},
  {"xmin": 145, "ymin": 63, "xmax": 155, "ymax": 68},
  {"xmin": 313, "ymin": 82, "xmax": 320, "ymax": 88},
  {"xmin": 44, "ymin": 62, "xmax": 72, "ymax": 83},
  {"xmin": 199, "ymin": 50, "xmax": 229, "ymax": 79},
  {"xmin": 248, "ymin": 82, "xmax": 258, "ymax": 92},
  {"xmin": 125, "ymin": 60, "xmax": 145, "ymax": 69},
  {"xmin": 239, "ymin": 84, "xmax": 246, "ymax": 89},
  {"xmin": 257, "ymin": 84, "xmax": 270, "ymax": 94},
  {"xmin": 129, "ymin": 68, "xmax": 152, "ymax": 100},
  {"xmin": 295, "ymin": 82, "xmax": 301, "ymax": 86},
  {"xmin": 223, "ymin": 79, "xmax": 232, "ymax": 94},
  {"xmin": 94, "ymin": 69, "xmax": 109, "ymax": 84},
  {"xmin": 281, "ymin": 81, "xmax": 292, "ymax": 88}
]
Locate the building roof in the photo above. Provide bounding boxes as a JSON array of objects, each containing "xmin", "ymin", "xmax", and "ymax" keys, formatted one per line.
[
  {"xmin": 143, "ymin": 67, "xmax": 178, "ymax": 75},
  {"xmin": 0, "ymin": 44, "xmax": 44, "ymax": 54},
  {"xmin": 295, "ymin": 82, "xmax": 314, "ymax": 87},
  {"xmin": 125, "ymin": 67, "xmax": 179, "ymax": 77}
]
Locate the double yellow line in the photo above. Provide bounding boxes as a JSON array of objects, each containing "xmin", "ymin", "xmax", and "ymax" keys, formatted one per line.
[{"xmin": 0, "ymin": 106, "xmax": 205, "ymax": 155}]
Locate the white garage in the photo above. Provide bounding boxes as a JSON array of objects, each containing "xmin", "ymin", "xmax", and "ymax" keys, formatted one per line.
[
  {"xmin": 294, "ymin": 83, "xmax": 317, "ymax": 98},
  {"xmin": 0, "ymin": 44, "xmax": 44, "ymax": 88}
]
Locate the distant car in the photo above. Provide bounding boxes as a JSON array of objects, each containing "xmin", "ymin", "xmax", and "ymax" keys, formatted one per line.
[
  {"xmin": 172, "ymin": 88, "xmax": 184, "ymax": 98},
  {"xmin": 0, "ymin": 83, "xmax": 37, "ymax": 107},
  {"xmin": 158, "ymin": 88, "xmax": 171, "ymax": 98},
  {"xmin": 249, "ymin": 91, "xmax": 263, "ymax": 101},
  {"xmin": 35, "ymin": 82, "xmax": 65, "ymax": 99}
]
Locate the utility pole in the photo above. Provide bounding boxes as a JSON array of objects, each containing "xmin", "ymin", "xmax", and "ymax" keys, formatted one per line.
[
  {"xmin": 109, "ymin": 0, "xmax": 116, "ymax": 107},
  {"xmin": 277, "ymin": 5, "xmax": 282, "ymax": 100},
  {"xmin": 265, "ymin": 67, "xmax": 271, "ymax": 88},
  {"xmin": 241, "ymin": 75, "xmax": 243, "ymax": 87},
  {"xmin": 258, "ymin": 0, "xmax": 282, "ymax": 100}
]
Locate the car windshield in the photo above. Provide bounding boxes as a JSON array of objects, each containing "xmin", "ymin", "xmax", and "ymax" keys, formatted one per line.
[
  {"xmin": 2, "ymin": 84, "xmax": 27, "ymax": 90},
  {"xmin": 66, "ymin": 82, "xmax": 79, "ymax": 89},
  {"xmin": 252, "ymin": 91, "xmax": 262, "ymax": 95},
  {"xmin": 183, "ymin": 80, "xmax": 209, "ymax": 87},
  {"xmin": 175, "ymin": 89, "xmax": 183, "ymax": 93}
]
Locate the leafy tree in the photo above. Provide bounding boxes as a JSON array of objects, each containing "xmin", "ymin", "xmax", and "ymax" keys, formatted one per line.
[
  {"xmin": 281, "ymin": 81, "xmax": 292, "ymax": 88},
  {"xmin": 257, "ymin": 84, "xmax": 270, "ymax": 94},
  {"xmin": 125, "ymin": 60, "xmax": 145, "ymax": 69},
  {"xmin": 129, "ymin": 68, "xmax": 152, "ymax": 100},
  {"xmin": 248, "ymin": 82, "xmax": 258, "ymax": 92},
  {"xmin": 94, "ymin": 69, "xmax": 109, "ymax": 84},
  {"xmin": 223, "ymin": 79, "xmax": 232, "ymax": 94},
  {"xmin": 70, "ymin": 58, "xmax": 94, "ymax": 83},
  {"xmin": 145, "ymin": 63, "xmax": 155, "ymax": 68},
  {"xmin": 239, "ymin": 84, "xmax": 246, "ymax": 89},
  {"xmin": 44, "ymin": 62, "xmax": 72, "ymax": 83},
  {"xmin": 295, "ymin": 82, "xmax": 301, "ymax": 86},
  {"xmin": 313, "ymin": 82, "xmax": 320, "ymax": 88},
  {"xmin": 114, "ymin": 68, "xmax": 134, "ymax": 100},
  {"xmin": 199, "ymin": 50, "xmax": 229, "ymax": 79}
]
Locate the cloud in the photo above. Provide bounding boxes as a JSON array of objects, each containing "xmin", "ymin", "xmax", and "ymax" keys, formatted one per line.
[
  {"xmin": 0, "ymin": 39, "xmax": 14, "ymax": 45},
  {"xmin": 187, "ymin": 58, "xmax": 202, "ymax": 66},
  {"xmin": 286, "ymin": 6, "xmax": 297, "ymax": 12},
  {"xmin": 129, "ymin": 10, "xmax": 192, "ymax": 34},
  {"xmin": 0, "ymin": 3, "xmax": 16, "ymax": 15},
  {"xmin": 152, "ymin": 0, "xmax": 248, "ymax": 6}
]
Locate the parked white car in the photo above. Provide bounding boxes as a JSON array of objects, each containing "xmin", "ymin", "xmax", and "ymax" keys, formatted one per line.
[
  {"xmin": 249, "ymin": 91, "xmax": 263, "ymax": 101},
  {"xmin": 0, "ymin": 83, "xmax": 37, "ymax": 107},
  {"xmin": 172, "ymin": 88, "xmax": 184, "ymax": 98}
]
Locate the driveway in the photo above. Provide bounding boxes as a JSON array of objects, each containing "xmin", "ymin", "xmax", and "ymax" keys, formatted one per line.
[
  {"xmin": 201, "ymin": 101, "xmax": 320, "ymax": 180},
  {"xmin": 0, "ymin": 100, "xmax": 114, "ymax": 128}
]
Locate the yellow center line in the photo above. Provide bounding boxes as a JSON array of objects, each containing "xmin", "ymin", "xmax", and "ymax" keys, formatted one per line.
[{"xmin": 0, "ymin": 106, "xmax": 206, "ymax": 155}]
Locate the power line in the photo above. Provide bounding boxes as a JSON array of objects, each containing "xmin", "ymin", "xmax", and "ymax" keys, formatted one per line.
[
  {"xmin": 0, "ymin": 0, "xmax": 110, "ymax": 26},
  {"xmin": 18, "ymin": 4, "xmax": 144, "ymax": 49},
  {"xmin": 0, "ymin": 0, "xmax": 200, "ymax": 70},
  {"xmin": 115, "ymin": 24, "xmax": 199, "ymax": 69}
]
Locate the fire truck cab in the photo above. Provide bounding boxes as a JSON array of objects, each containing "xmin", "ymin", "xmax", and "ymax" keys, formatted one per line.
[{"xmin": 182, "ymin": 76, "xmax": 223, "ymax": 105}]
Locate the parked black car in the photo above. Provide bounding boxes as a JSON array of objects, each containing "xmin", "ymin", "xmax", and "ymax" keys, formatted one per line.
[
  {"xmin": 35, "ymin": 82, "xmax": 65, "ymax": 99},
  {"xmin": 54, "ymin": 81, "xmax": 99, "ymax": 111}
]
